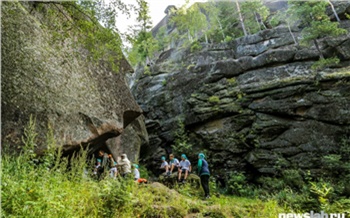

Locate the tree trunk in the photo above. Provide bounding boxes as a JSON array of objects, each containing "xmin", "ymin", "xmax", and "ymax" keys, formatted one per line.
[
  {"xmin": 215, "ymin": 16, "xmax": 226, "ymax": 40},
  {"xmin": 254, "ymin": 12, "xmax": 267, "ymax": 30},
  {"xmin": 287, "ymin": 21, "xmax": 298, "ymax": 45},
  {"xmin": 235, "ymin": 0, "xmax": 247, "ymax": 36},
  {"xmin": 254, "ymin": 12, "xmax": 261, "ymax": 30},
  {"xmin": 313, "ymin": 39, "xmax": 324, "ymax": 59},
  {"xmin": 328, "ymin": 0, "xmax": 341, "ymax": 22}
]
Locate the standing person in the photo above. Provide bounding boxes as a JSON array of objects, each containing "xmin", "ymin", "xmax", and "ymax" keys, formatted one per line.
[
  {"xmin": 118, "ymin": 154, "xmax": 131, "ymax": 178},
  {"xmin": 168, "ymin": 154, "xmax": 180, "ymax": 176},
  {"xmin": 160, "ymin": 156, "xmax": 169, "ymax": 175},
  {"xmin": 95, "ymin": 150, "xmax": 109, "ymax": 180},
  {"xmin": 178, "ymin": 154, "xmax": 191, "ymax": 183},
  {"xmin": 198, "ymin": 153, "xmax": 210, "ymax": 199}
]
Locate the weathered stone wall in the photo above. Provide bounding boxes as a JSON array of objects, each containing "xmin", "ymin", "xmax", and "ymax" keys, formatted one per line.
[
  {"xmin": 1, "ymin": 2, "xmax": 147, "ymax": 158},
  {"xmin": 133, "ymin": 16, "xmax": 350, "ymax": 177}
]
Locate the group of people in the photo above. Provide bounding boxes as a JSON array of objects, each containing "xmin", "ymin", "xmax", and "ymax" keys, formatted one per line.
[
  {"xmin": 94, "ymin": 150, "xmax": 146, "ymax": 183},
  {"xmin": 94, "ymin": 150, "xmax": 210, "ymax": 198},
  {"xmin": 160, "ymin": 152, "xmax": 210, "ymax": 199}
]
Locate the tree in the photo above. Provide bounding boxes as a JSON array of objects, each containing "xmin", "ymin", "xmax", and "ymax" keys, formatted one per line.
[
  {"xmin": 31, "ymin": 0, "xmax": 133, "ymax": 72},
  {"xmin": 240, "ymin": 0, "xmax": 269, "ymax": 34},
  {"xmin": 235, "ymin": 0, "xmax": 248, "ymax": 36},
  {"xmin": 287, "ymin": 0, "xmax": 347, "ymax": 59},
  {"xmin": 201, "ymin": 0, "xmax": 229, "ymax": 43},
  {"xmin": 170, "ymin": 1, "xmax": 208, "ymax": 44},
  {"xmin": 327, "ymin": 0, "xmax": 341, "ymax": 22},
  {"xmin": 126, "ymin": 0, "xmax": 158, "ymax": 66},
  {"xmin": 270, "ymin": 10, "xmax": 299, "ymax": 45},
  {"xmin": 155, "ymin": 26, "xmax": 170, "ymax": 52}
]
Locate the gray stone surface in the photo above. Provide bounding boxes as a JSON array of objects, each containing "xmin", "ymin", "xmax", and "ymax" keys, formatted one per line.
[
  {"xmin": 132, "ymin": 16, "xmax": 350, "ymax": 177},
  {"xmin": 1, "ymin": 2, "xmax": 147, "ymax": 159}
]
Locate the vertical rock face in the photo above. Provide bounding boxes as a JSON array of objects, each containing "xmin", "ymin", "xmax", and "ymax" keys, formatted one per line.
[
  {"xmin": 133, "ymin": 18, "xmax": 350, "ymax": 177},
  {"xmin": 106, "ymin": 116, "xmax": 149, "ymax": 162},
  {"xmin": 1, "ymin": 2, "xmax": 147, "ymax": 158}
]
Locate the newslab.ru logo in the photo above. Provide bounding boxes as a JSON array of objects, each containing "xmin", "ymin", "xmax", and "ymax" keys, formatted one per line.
[{"xmin": 278, "ymin": 211, "xmax": 346, "ymax": 218}]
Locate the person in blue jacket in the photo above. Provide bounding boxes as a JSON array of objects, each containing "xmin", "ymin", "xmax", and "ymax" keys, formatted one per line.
[{"xmin": 197, "ymin": 153, "xmax": 210, "ymax": 199}]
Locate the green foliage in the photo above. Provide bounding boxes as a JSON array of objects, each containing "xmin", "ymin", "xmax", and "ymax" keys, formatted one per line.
[
  {"xmin": 311, "ymin": 57, "xmax": 340, "ymax": 70},
  {"xmin": 223, "ymin": 36, "xmax": 233, "ymax": 42},
  {"xmin": 309, "ymin": 181, "xmax": 333, "ymax": 209},
  {"xmin": 21, "ymin": 115, "xmax": 38, "ymax": 161},
  {"xmin": 125, "ymin": 0, "xmax": 158, "ymax": 67},
  {"xmin": 282, "ymin": 169, "xmax": 304, "ymax": 190},
  {"xmin": 170, "ymin": 1, "xmax": 208, "ymax": 43},
  {"xmin": 346, "ymin": 13, "xmax": 350, "ymax": 20},
  {"xmin": 155, "ymin": 26, "xmax": 170, "ymax": 52},
  {"xmin": 227, "ymin": 172, "xmax": 256, "ymax": 197},
  {"xmin": 258, "ymin": 176, "xmax": 286, "ymax": 193},
  {"xmin": 190, "ymin": 41, "xmax": 202, "ymax": 53},
  {"xmin": 227, "ymin": 78, "xmax": 237, "ymax": 85},
  {"xmin": 143, "ymin": 65, "xmax": 152, "ymax": 76},
  {"xmin": 55, "ymin": 1, "xmax": 130, "ymax": 72},
  {"xmin": 172, "ymin": 118, "xmax": 193, "ymax": 155},
  {"xmin": 287, "ymin": 0, "xmax": 347, "ymax": 58},
  {"xmin": 320, "ymin": 137, "xmax": 350, "ymax": 182},
  {"xmin": 240, "ymin": 0, "xmax": 269, "ymax": 34},
  {"xmin": 208, "ymin": 96, "xmax": 220, "ymax": 104},
  {"xmin": 3, "ymin": 117, "xmax": 350, "ymax": 217}
]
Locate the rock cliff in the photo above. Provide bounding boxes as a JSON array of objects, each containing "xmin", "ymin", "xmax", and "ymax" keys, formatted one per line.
[
  {"xmin": 133, "ymin": 18, "xmax": 350, "ymax": 177},
  {"xmin": 1, "ymin": 2, "xmax": 148, "ymax": 158}
]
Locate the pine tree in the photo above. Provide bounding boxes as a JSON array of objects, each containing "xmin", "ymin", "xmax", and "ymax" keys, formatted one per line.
[
  {"xmin": 155, "ymin": 26, "xmax": 170, "ymax": 52},
  {"xmin": 170, "ymin": 1, "xmax": 208, "ymax": 44},
  {"xmin": 126, "ymin": 0, "xmax": 158, "ymax": 66},
  {"xmin": 235, "ymin": 0, "xmax": 248, "ymax": 36},
  {"xmin": 287, "ymin": 0, "xmax": 347, "ymax": 59},
  {"xmin": 241, "ymin": 0, "xmax": 269, "ymax": 34},
  {"xmin": 327, "ymin": 0, "xmax": 341, "ymax": 22}
]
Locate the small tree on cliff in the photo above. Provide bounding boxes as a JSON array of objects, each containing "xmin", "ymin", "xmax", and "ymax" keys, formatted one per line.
[
  {"xmin": 240, "ymin": 0, "xmax": 269, "ymax": 34},
  {"xmin": 172, "ymin": 118, "xmax": 192, "ymax": 155},
  {"xmin": 126, "ymin": 0, "xmax": 158, "ymax": 66},
  {"xmin": 287, "ymin": 0, "xmax": 347, "ymax": 65},
  {"xmin": 170, "ymin": 1, "xmax": 208, "ymax": 44}
]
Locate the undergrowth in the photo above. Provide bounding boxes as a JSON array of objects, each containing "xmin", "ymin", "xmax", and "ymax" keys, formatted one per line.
[{"xmin": 2, "ymin": 116, "xmax": 349, "ymax": 217}]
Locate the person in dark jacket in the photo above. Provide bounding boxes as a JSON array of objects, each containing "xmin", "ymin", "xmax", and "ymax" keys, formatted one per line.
[{"xmin": 197, "ymin": 153, "xmax": 210, "ymax": 199}]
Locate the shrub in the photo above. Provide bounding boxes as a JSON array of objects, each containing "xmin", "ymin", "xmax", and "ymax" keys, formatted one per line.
[
  {"xmin": 190, "ymin": 41, "xmax": 202, "ymax": 53},
  {"xmin": 162, "ymin": 79, "xmax": 167, "ymax": 86},
  {"xmin": 227, "ymin": 78, "xmax": 237, "ymax": 85},
  {"xmin": 172, "ymin": 118, "xmax": 193, "ymax": 155},
  {"xmin": 227, "ymin": 172, "xmax": 256, "ymax": 197},
  {"xmin": 208, "ymin": 96, "xmax": 220, "ymax": 104},
  {"xmin": 311, "ymin": 57, "xmax": 340, "ymax": 71},
  {"xmin": 282, "ymin": 169, "xmax": 305, "ymax": 189}
]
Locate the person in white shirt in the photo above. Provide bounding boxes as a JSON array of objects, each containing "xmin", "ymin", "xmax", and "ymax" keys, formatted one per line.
[
  {"xmin": 160, "ymin": 156, "xmax": 169, "ymax": 175},
  {"xmin": 178, "ymin": 154, "xmax": 191, "ymax": 183},
  {"xmin": 168, "ymin": 154, "xmax": 180, "ymax": 176}
]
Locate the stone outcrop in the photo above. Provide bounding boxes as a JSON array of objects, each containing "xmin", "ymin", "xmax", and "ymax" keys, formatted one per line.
[
  {"xmin": 133, "ymin": 17, "xmax": 350, "ymax": 177},
  {"xmin": 1, "ymin": 2, "xmax": 147, "ymax": 159}
]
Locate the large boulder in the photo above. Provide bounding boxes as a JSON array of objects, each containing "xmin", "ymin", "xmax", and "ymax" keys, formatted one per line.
[
  {"xmin": 132, "ymin": 15, "xmax": 350, "ymax": 178},
  {"xmin": 1, "ymin": 2, "xmax": 146, "ymax": 158}
]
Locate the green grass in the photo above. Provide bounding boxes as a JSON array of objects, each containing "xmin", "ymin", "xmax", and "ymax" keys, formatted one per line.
[{"xmin": 1, "ymin": 150, "xmax": 288, "ymax": 218}]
